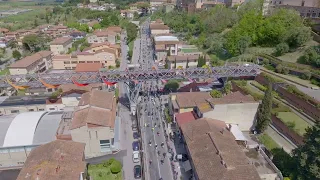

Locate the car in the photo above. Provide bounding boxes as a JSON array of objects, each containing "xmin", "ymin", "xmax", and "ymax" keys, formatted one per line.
[
  {"xmin": 133, "ymin": 132, "xmax": 140, "ymax": 139},
  {"xmin": 133, "ymin": 151, "xmax": 140, "ymax": 163},
  {"xmin": 132, "ymin": 141, "xmax": 140, "ymax": 151},
  {"xmin": 176, "ymin": 154, "xmax": 188, "ymax": 161},
  {"xmin": 132, "ymin": 122, "xmax": 138, "ymax": 131},
  {"xmin": 134, "ymin": 165, "xmax": 142, "ymax": 179}
]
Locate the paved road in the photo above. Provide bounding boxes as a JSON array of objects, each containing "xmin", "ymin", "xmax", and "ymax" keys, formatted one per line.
[{"xmin": 266, "ymin": 126, "xmax": 296, "ymax": 153}]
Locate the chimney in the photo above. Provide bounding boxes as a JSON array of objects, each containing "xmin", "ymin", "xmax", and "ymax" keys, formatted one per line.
[
  {"xmin": 55, "ymin": 165, "xmax": 60, "ymax": 173},
  {"xmin": 220, "ymin": 128, "xmax": 225, "ymax": 134},
  {"xmin": 228, "ymin": 124, "xmax": 232, "ymax": 131}
]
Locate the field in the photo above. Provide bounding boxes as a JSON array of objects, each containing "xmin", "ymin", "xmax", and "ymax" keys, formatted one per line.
[
  {"xmin": 258, "ymin": 133, "xmax": 280, "ymax": 150},
  {"xmin": 0, "ymin": 68, "xmax": 9, "ymax": 75},
  {"xmin": 277, "ymin": 112, "xmax": 311, "ymax": 136}
]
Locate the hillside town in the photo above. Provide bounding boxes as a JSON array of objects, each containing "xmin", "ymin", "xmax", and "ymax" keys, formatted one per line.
[{"xmin": 0, "ymin": 0, "xmax": 319, "ymax": 180}]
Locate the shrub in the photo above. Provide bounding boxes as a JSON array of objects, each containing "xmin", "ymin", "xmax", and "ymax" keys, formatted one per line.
[
  {"xmin": 300, "ymin": 71, "xmax": 311, "ymax": 80},
  {"xmin": 110, "ymin": 160, "xmax": 122, "ymax": 174},
  {"xmin": 275, "ymin": 64, "xmax": 283, "ymax": 73},
  {"xmin": 282, "ymin": 67, "xmax": 289, "ymax": 74},
  {"xmin": 265, "ymin": 64, "xmax": 275, "ymax": 71},
  {"xmin": 275, "ymin": 43, "xmax": 289, "ymax": 56},
  {"xmin": 210, "ymin": 89, "xmax": 222, "ymax": 98}
]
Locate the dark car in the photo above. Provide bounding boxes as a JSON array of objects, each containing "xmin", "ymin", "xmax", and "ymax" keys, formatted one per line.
[
  {"xmin": 133, "ymin": 132, "xmax": 140, "ymax": 139},
  {"xmin": 134, "ymin": 165, "xmax": 141, "ymax": 179},
  {"xmin": 132, "ymin": 141, "xmax": 140, "ymax": 151},
  {"xmin": 176, "ymin": 154, "xmax": 188, "ymax": 161}
]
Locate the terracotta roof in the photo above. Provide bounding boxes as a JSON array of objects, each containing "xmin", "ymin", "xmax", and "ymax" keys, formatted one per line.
[
  {"xmin": 207, "ymin": 91, "xmax": 256, "ymax": 105},
  {"xmin": 0, "ymin": 28, "xmax": 9, "ymax": 33},
  {"xmin": 167, "ymin": 55, "xmax": 210, "ymax": 62},
  {"xmin": 175, "ymin": 92, "xmax": 211, "ymax": 108},
  {"xmin": 78, "ymin": 90, "xmax": 115, "ymax": 109},
  {"xmin": 155, "ymin": 19, "xmax": 164, "ymax": 23},
  {"xmin": 75, "ymin": 63, "xmax": 103, "ymax": 72},
  {"xmin": 150, "ymin": 23, "xmax": 170, "ymax": 30},
  {"xmin": 16, "ymin": 140, "xmax": 86, "ymax": 180},
  {"xmin": 175, "ymin": 111, "xmax": 196, "ymax": 128},
  {"xmin": 95, "ymin": 48, "xmax": 117, "ymax": 56},
  {"xmin": 10, "ymin": 51, "xmax": 52, "ymax": 68},
  {"xmin": 106, "ymin": 26, "xmax": 122, "ymax": 33},
  {"xmin": 155, "ymin": 44, "xmax": 166, "ymax": 51},
  {"xmin": 51, "ymin": 37, "xmax": 73, "ymax": 45},
  {"xmin": 5, "ymin": 31, "xmax": 18, "ymax": 35},
  {"xmin": 59, "ymin": 83, "xmax": 102, "ymax": 92},
  {"xmin": 155, "ymin": 41, "xmax": 180, "ymax": 45},
  {"xmin": 180, "ymin": 118, "xmax": 261, "ymax": 180},
  {"xmin": 94, "ymin": 30, "xmax": 116, "ymax": 37},
  {"xmin": 87, "ymin": 20, "xmax": 99, "ymax": 27}
]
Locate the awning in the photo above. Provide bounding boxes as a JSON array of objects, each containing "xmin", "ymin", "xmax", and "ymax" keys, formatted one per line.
[
  {"xmin": 228, "ymin": 124, "xmax": 247, "ymax": 141},
  {"xmin": 182, "ymin": 160, "xmax": 192, "ymax": 172}
]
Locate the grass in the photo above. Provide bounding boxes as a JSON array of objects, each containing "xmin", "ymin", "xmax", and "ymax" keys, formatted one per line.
[
  {"xmin": 129, "ymin": 40, "xmax": 134, "ymax": 52},
  {"xmin": 88, "ymin": 163, "xmax": 122, "ymax": 180},
  {"xmin": 258, "ymin": 133, "xmax": 280, "ymax": 150},
  {"xmin": 278, "ymin": 40, "xmax": 319, "ymax": 63},
  {"xmin": 181, "ymin": 48, "xmax": 199, "ymax": 53},
  {"xmin": 0, "ymin": 68, "xmax": 9, "ymax": 75},
  {"xmin": 277, "ymin": 112, "xmax": 311, "ymax": 136}
]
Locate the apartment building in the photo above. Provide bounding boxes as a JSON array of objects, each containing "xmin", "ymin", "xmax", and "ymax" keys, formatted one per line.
[
  {"xmin": 167, "ymin": 54, "xmax": 209, "ymax": 69},
  {"xmin": 50, "ymin": 37, "xmax": 73, "ymax": 55},
  {"xmin": 120, "ymin": 10, "xmax": 135, "ymax": 19},
  {"xmin": 9, "ymin": 51, "xmax": 53, "ymax": 75},
  {"xmin": 154, "ymin": 35, "xmax": 179, "ymax": 61},
  {"xmin": 84, "ymin": 42, "xmax": 121, "ymax": 57},
  {"xmin": 52, "ymin": 48, "xmax": 117, "ymax": 70},
  {"xmin": 150, "ymin": 23, "xmax": 170, "ymax": 35},
  {"xmin": 87, "ymin": 29, "xmax": 117, "ymax": 44}
]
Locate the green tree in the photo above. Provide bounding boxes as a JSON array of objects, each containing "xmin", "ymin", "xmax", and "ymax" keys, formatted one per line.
[
  {"xmin": 12, "ymin": 50, "xmax": 21, "ymax": 60},
  {"xmin": 45, "ymin": 13, "xmax": 49, "ymax": 24},
  {"xmin": 197, "ymin": 55, "xmax": 206, "ymax": 67},
  {"xmin": 293, "ymin": 121, "xmax": 320, "ymax": 180},
  {"xmin": 110, "ymin": 160, "xmax": 122, "ymax": 174},
  {"xmin": 186, "ymin": 59, "xmax": 189, "ymax": 68},
  {"xmin": 210, "ymin": 89, "xmax": 222, "ymax": 98},
  {"xmin": 237, "ymin": 36, "xmax": 251, "ymax": 54},
  {"xmin": 275, "ymin": 64, "xmax": 283, "ymax": 74},
  {"xmin": 222, "ymin": 81, "xmax": 231, "ymax": 94},
  {"xmin": 164, "ymin": 80, "xmax": 179, "ymax": 92},
  {"xmin": 271, "ymin": 148, "xmax": 297, "ymax": 178},
  {"xmin": 92, "ymin": 23, "xmax": 101, "ymax": 30},
  {"xmin": 256, "ymin": 83, "xmax": 273, "ymax": 133},
  {"xmin": 22, "ymin": 34, "xmax": 40, "ymax": 52},
  {"xmin": 34, "ymin": 18, "xmax": 38, "ymax": 27},
  {"xmin": 275, "ymin": 43, "xmax": 289, "ymax": 56}
]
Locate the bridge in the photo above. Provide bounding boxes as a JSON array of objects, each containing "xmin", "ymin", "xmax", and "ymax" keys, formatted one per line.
[{"xmin": 0, "ymin": 64, "xmax": 260, "ymax": 88}]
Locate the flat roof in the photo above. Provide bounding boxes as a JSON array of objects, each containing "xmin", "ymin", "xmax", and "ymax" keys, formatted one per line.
[
  {"xmin": 154, "ymin": 35, "xmax": 179, "ymax": 42},
  {"xmin": 0, "ymin": 96, "xmax": 47, "ymax": 107}
]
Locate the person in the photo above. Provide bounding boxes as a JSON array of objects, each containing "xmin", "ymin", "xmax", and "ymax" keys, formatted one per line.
[
  {"xmin": 157, "ymin": 151, "xmax": 160, "ymax": 156},
  {"xmin": 163, "ymin": 152, "xmax": 166, "ymax": 158},
  {"xmin": 155, "ymin": 144, "xmax": 158, "ymax": 148},
  {"xmin": 152, "ymin": 127, "xmax": 154, "ymax": 132},
  {"xmin": 157, "ymin": 131, "xmax": 160, "ymax": 136},
  {"xmin": 149, "ymin": 160, "xmax": 152, "ymax": 164},
  {"xmin": 161, "ymin": 142, "xmax": 164, "ymax": 147}
]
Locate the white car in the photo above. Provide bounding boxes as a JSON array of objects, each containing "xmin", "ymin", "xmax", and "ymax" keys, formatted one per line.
[{"xmin": 133, "ymin": 151, "xmax": 140, "ymax": 163}]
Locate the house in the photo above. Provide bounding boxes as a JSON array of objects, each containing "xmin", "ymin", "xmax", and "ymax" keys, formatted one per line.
[
  {"xmin": 194, "ymin": 91, "xmax": 259, "ymax": 131},
  {"xmin": 5, "ymin": 31, "xmax": 19, "ymax": 40},
  {"xmin": 50, "ymin": 37, "xmax": 73, "ymax": 55},
  {"xmin": 9, "ymin": 51, "xmax": 53, "ymax": 75},
  {"xmin": 0, "ymin": 28, "xmax": 9, "ymax": 34},
  {"xmin": 150, "ymin": 0, "xmax": 168, "ymax": 7},
  {"xmin": 169, "ymin": 92, "xmax": 211, "ymax": 114},
  {"xmin": 16, "ymin": 140, "xmax": 86, "ymax": 180},
  {"xmin": 106, "ymin": 26, "xmax": 122, "ymax": 35},
  {"xmin": 67, "ymin": 90, "xmax": 119, "ymax": 158},
  {"xmin": 75, "ymin": 63, "xmax": 103, "ymax": 72},
  {"xmin": 264, "ymin": 0, "xmax": 320, "ymax": 16},
  {"xmin": 167, "ymin": 55, "xmax": 209, "ymax": 69},
  {"xmin": 69, "ymin": 31, "xmax": 86, "ymax": 41},
  {"xmin": 52, "ymin": 48, "xmax": 117, "ymax": 70},
  {"xmin": 180, "ymin": 118, "xmax": 261, "ymax": 180},
  {"xmin": 154, "ymin": 35, "xmax": 179, "ymax": 61},
  {"xmin": 83, "ymin": 42, "xmax": 120, "ymax": 58},
  {"xmin": 150, "ymin": 23, "xmax": 170, "ymax": 36},
  {"xmin": 120, "ymin": 10, "xmax": 135, "ymax": 19},
  {"xmin": 87, "ymin": 29, "xmax": 117, "ymax": 44}
]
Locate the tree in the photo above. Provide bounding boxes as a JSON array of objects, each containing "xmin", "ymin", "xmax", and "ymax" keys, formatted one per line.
[
  {"xmin": 164, "ymin": 80, "xmax": 179, "ymax": 92},
  {"xmin": 300, "ymin": 71, "xmax": 312, "ymax": 80},
  {"xmin": 275, "ymin": 64, "xmax": 283, "ymax": 73},
  {"xmin": 34, "ymin": 18, "xmax": 38, "ymax": 27},
  {"xmin": 210, "ymin": 89, "xmax": 222, "ymax": 98},
  {"xmin": 45, "ymin": 13, "xmax": 49, "ymax": 24},
  {"xmin": 12, "ymin": 50, "xmax": 21, "ymax": 60},
  {"xmin": 275, "ymin": 43, "xmax": 289, "ymax": 56},
  {"xmin": 22, "ymin": 34, "xmax": 40, "ymax": 52},
  {"xmin": 92, "ymin": 23, "xmax": 101, "ymax": 30},
  {"xmin": 237, "ymin": 36, "xmax": 251, "ymax": 54},
  {"xmin": 256, "ymin": 83, "xmax": 273, "ymax": 133},
  {"xmin": 222, "ymin": 81, "xmax": 231, "ymax": 94},
  {"xmin": 293, "ymin": 121, "xmax": 320, "ymax": 180},
  {"xmin": 197, "ymin": 55, "xmax": 206, "ymax": 67},
  {"xmin": 7, "ymin": 40, "xmax": 17, "ymax": 49},
  {"xmin": 110, "ymin": 160, "xmax": 122, "ymax": 174},
  {"xmin": 186, "ymin": 58, "xmax": 189, "ymax": 68},
  {"xmin": 271, "ymin": 148, "xmax": 297, "ymax": 178}
]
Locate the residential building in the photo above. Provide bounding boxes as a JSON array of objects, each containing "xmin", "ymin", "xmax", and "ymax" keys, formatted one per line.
[
  {"xmin": 120, "ymin": 10, "xmax": 135, "ymax": 19},
  {"xmin": 106, "ymin": 26, "xmax": 122, "ymax": 36},
  {"xmin": 69, "ymin": 31, "xmax": 86, "ymax": 41},
  {"xmin": 169, "ymin": 92, "xmax": 211, "ymax": 114},
  {"xmin": 194, "ymin": 91, "xmax": 259, "ymax": 131},
  {"xmin": 178, "ymin": 45, "xmax": 203, "ymax": 56},
  {"xmin": 150, "ymin": 23, "xmax": 170, "ymax": 35},
  {"xmin": 52, "ymin": 48, "xmax": 117, "ymax": 70},
  {"xmin": 0, "ymin": 111, "xmax": 63, "ymax": 168},
  {"xmin": 9, "ymin": 51, "xmax": 53, "ymax": 75},
  {"xmin": 154, "ymin": 35, "xmax": 179, "ymax": 61},
  {"xmin": 50, "ymin": 37, "xmax": 73, "ymax": 55},
  {"xmin": 75, "ymin": 63, "xmax": 103, "ymax": 72},
  {"xmin": 0, "ymin": 96, "xmax": 47, "ymax": 115},
  {"xmin": 224, "ymin": 0, "xmax": 244, "ymax": 7},
  {"xmin": 5, "ymin": 31, "xmax": 19, "ymax": 40},
  {"xmin": 17, "ymin": 140, "xmax": 86, "ymax": 180},
  {"xmin": 65, "ymin": 90, "xmax": 120, "ymax": 158},
  {"xmin": 150, "ymin": 0, "xmax": 168, "ymax": 7},
  {"xmin": 87, "ymin": 29, "xmax": 117, "ymax": 44},
  {"xmin": 46, "ymin": 98, "xmax": 65, "ymax": 112},
  {"xmin": 180, "ymin": 118, "xmax": 261, "ymax": 180},
  {"xmin": 83, "ymin": 42, "xmax": 120, "ymax": 57},
  {"xmin": 167, "ymin": 55, "xmax": 209, "ymax": 69},
  {"xmin": 0, "ymin": 28, "xmax": 9, "ymax": 34},
  {"xmin": 195, "ymin": 0, "xmax": 224, "ymax": 9}
]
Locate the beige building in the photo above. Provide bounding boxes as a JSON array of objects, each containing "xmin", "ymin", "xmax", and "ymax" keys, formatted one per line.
[
  {"xmin": 167, "ymin": 55, "xmax": 209, "ymax": 69},
  {"xmin": 84, "ymin": 42, "xmax": 121, "ymax": 58},
  {"xmin": 264, "ymin": 0, "xmax": 320, "ymax": 16},
  {"xmin": 120, "ymin": 10, "xmax": 135, "ymax": 19},
  {"xmin": 50, "ymin": 37, "xmax": 73, "ymax": 55},
  {"xmin": 87, "ymin": 30, "xmax": 117, "ymax": 44},
  {"xmin": 17, "ymin": 140, "xmax": 86, "ymax": 180},
  {"xmin": 9, "ymin": 51, "xmax": 53, "ymax": 75},
  {"xmin": 52, "ymin": 48, "xmax": 117, "ymax": 70},
  {"xmin": 154, "ymin": 35, "xmax": 179, "ymax": 61},
  {"xmin": 150, "ymin": 23, "xmax": 170, "ymax": 36}
]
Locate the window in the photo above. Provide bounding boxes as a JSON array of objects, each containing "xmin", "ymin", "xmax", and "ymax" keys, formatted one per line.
[
  {"xmin": 100, "ymin": 140, "xmax": 111, "ymax": 152},
  {"xmin": 278, "ymin": 1, "xmax": 281, "ymax": 4},
  {"xmin": 17, "ymin": 162, "xmax": 24, "ymax": 165},
  {"xmin": 79, "ymin": 61, "xmax": 85, "ymax": 63},
  {"xmin": 28, "ymin": 109, "xmax": 34, "ymax": 112},
  {"xmin": 64, "ymin": 61, "xmax": 70, "ymax": 64},
  {"xmin": 49, "ymin": 108, "xmax": 55, "ymax": 110},
  {"xmin": 72, "ymin": 67, "xmax": 76, "ymax": 69},
  {"xmin": 39, "ymin": 109, "xmax": 45, "ymax": 111},
  {"xmin": 111, "ymin": 138, "xmax": 114, "ymax": 145},
  {"xmin": 87, "ymin": 61, "xmax": 93, "ymax": 63},
  {"xmin": 94, "ymin": 61, "xmax": 100, "ymax": 63},
  {"xmin": 71, "ymin": 61, "xmax": 77, "ymax": 64},
  {"xmin": 11, "ymin": 110, "xmax": 19, "ymax": 113},
  {"xmin": 301, "ymin": 0, "xmax": 305, "ymax": 6}
]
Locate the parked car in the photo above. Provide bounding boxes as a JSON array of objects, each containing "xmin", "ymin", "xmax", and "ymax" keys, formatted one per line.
[
  {"xmin": 176, "ymin": 154, "xmax": 188, "ymax": 161},
  {"xmin": 132, "ymin": 151, "xmax": 140, "ymax": 163},
  {"xmin": 133, "ymin": 132, "xmax": 140, "ymax": 139},
  {"xmin": 132, "ymin": 141, "xmax": 140, "ymax": 151},
  {"xmin": 132, "ymin": 121, "xmax": 138, "ymax": 131},
  {"xmin": 134, "ymin": 165, "xmax": 142, "ymax": 179}
]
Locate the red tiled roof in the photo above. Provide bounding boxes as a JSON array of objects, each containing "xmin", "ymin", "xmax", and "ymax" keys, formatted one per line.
[
  {"xmin": 150, "ymin": 23, "xmax": 170, "ymax": 30},
  {"xmin": 10, "ymin": 51, "xmax": 52, "ymax": 68},
  {"xmin": 75, "ymin": 63, "xmax": 103, "ymax": 72},
  {"xmin": 175, "ymin": 111, "xmax": 196, "ymax": 128},
  {"xmin": 51, "ymin": 37, "xmax": 73, "ymax": 45}
]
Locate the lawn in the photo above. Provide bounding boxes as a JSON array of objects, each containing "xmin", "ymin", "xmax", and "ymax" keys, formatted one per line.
[
  {"xmin": 278, "ymin": 40, "xmax": 319, "ymax": 63},
  {"xmin": 277, "ymin": 112, "xmax": 311, "ymax": 136},
  {"xmin": 88, "ymin": 159, "xmax": 122, "ymax": 180},
  {"xmin": 181, "ymin": 48, "xmax": 199, "ymax": 53},
  {"xmin": 129, "ymin": 40, "xmax": 134, "ymax": 52},
  {"xmin": 258, "ymin": 133, "xmax": 280, "ymax": 150},
  {"xmin": 0, "ymin": 68, "xmax": 9, "ymax": 75}
]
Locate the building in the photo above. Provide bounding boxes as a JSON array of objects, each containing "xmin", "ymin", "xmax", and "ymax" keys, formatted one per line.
[
  {"xmin": 87, "ymin": 29, "xmax": 117, "ymax": 44},
  {"xmin": 69, "ymin": 31, "xmax": 86, "ymax": 41},
  {"xmin": 0, "ymin": 96, "xmax": 47, "ymax": 115},
  {"xmin": 180, "ymin": 118, "xmax": 261, "ymax": 180},
  {"xmin": 52, "ymin": 48, "xmax": 117, "ymax": 70},
  {"xmin": 178, "ymin": 45, "xmax": 203, "ymax": 56},
  {"xmin": 0, "ymin": 111, "xmax": 63, "ymax": 168},
  {"xmin": 150, "ymin": 23, "xmax": 170, "ymax": 36},
  {"xmin": 150, "ymin": 0, "xmax": 168, "ymax": 7},
  {"xmin": 194, "ymin": 91, "xmax": 259, "ymax": 131},
  {"xmin": 75, "ymin": 63, "xmax": 103, "ymax": 72},
  {"xmin": 56, "ymin": 90, "xmax": 120, "ymax": 158},
  {"xmin": 9, "ymin": 51, "xmax": 53, "ymax": 75},
  {"xmin": 84, "ymin": 42, "xmax": 121, "ymax": 57},
  {"xmin": 167, "ymin": 55, "xmax": 209, "ymax": 69},
  {"xmin": 106, "ymin": 26, "xmax": 122, "ymax": 36},
  {"xmin": 120, "ymin": 10, "xmax": 135, "ymax": 19},
  {"xmin": 169, "ymin": 92, "xmax": 211, "ymax": 114},
  {"xmin": 17, "ymin": 140, "xmax": 86, "ymax": 180},
  {"xmin": 154, "ymin": 35, "xmax": 179, "ymax": 61},
  {"xmin": 50, "ymin": 37, "xmax": 73, "ymax": 55}
]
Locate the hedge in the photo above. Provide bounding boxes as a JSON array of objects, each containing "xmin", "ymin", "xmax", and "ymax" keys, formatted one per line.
[{"xmin": 287, "ymin": 85, "xmax": 320, "ymax": 108}]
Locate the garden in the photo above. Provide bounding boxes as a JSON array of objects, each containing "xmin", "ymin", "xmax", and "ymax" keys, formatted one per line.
[{"xmin": 88, "ymin": 158, "xmax": 122, "ymax": 180}]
